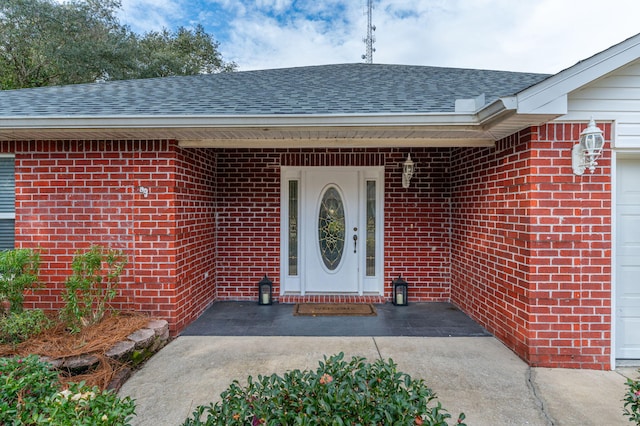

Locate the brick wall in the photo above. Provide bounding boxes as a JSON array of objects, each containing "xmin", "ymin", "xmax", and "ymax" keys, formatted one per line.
[
  {"xmin": 529, "ymin": 123, "xmax": 612, "ymax": 369},
  {"xmin": 215, "ymin": 148, "xmax": 451, "ymax": 302},
  {"xmin": 384, "ymin": 149, "xmax": 451, "ymax": 300},
  {"xmin": 5, "ymin": 134, "xmax": 614, "ymax": 365},
  {"xmin": 9, "ymin": 143, "xmax": 451, "ymax": 330},
  {"xmin": 9, "ymin": 140, "xmax": 217, "ymax": 334},
  {"xmin": 450, "ymin": 132, "xmax": 535, "ymax": 360},
  {"xmin": 173, "ymin": 148, "xmax": 217, "ymax": 331},
  {"xmin": 214, "ymin": 149, "xmax": 281, "ymax": 300},
  {"xmin": 450, "ymin": 124, "xmax": 612, "ymax": 369}
]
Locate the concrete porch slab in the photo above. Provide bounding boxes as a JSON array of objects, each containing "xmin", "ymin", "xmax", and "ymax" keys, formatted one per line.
[{"xmin": 181, "ymin": 301, "xmax": 491, "ymax": 337}]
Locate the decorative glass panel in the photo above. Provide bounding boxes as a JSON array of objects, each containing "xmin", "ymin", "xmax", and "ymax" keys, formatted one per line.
[
  {"xmin": 288, "ymin": 180, "xmax": 298, "ymax": 276},
  {"xmin": 366, "ymin": 181, "xmax": 376, "ymax": 276},
  {"xmin": 318, "ymin": 187, "xmax": 345, "ymax": 270}
]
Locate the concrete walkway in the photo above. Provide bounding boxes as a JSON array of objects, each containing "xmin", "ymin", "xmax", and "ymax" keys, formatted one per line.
[{"xmin": 119, "ymin": 336, "xmax": 637, "ymax": 426}]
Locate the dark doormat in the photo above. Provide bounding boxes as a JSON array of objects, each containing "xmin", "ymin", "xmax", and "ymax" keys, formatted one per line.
[{"xmin": 294, "ymin": 303, "xmax": 377, "ymax": 317}]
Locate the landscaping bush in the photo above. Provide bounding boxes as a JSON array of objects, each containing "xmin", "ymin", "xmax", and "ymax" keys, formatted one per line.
[
  {"xmin": 0, "ymin": 355, "xmax": 136, "ymax": 425},
  {"xmin": 0, "ymin": 354, "xmax": 59, "ymax": 423},
  {"xmin": 182, "ymin": 352, "xmax": 465, "ymax": 426},
  {"xmin": 624, "ymin": 369, "xmax": 640, "ymax": 424},
  {"xmin": 0, "ymin": 309, "xmax": 51, "ymax": 344},
  {"xmin": 61, "ymin": 245, "xmax": 127, "ymax": 333},
  {"xmin": 0, "ymin": 248, "xmax": 41, "ymax": 314}
]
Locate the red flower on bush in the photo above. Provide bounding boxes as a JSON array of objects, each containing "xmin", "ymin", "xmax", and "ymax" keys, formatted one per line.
[{"xmin": 319, "ymin": 374, "xmax": 333, "ymax": 385}]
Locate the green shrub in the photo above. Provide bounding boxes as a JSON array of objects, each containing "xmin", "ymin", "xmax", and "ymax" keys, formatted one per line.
[
  {"xmin": 624, "ymin": 369, "xmax": 640, "ymax": 424},
  {"xmin": 44, "ymin": 381, "xmax": 136, "ymax": 425},
  {"xmin": 0, "ymin": 355, "xmax": 59, "ymax": 423},
  {"xmin": 0, "ymin": 309, "xmax": 51, "ymax": 344},
  {"xmin": 0, "ymin": 355, "xmax": 136, "ymax": 425},
  {"xmin": 183, "ymin": 352, "xmax": 465, "ymax": 426},
  {"xmin": 61, "ymin": 245, "xmax": 127, "ymax": 333},
  {"xmin": 0, "ymin": 248, "xmax": 41, "ymax": 314}
]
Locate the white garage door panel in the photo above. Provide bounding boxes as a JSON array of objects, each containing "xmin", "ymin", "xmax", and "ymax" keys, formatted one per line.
[
  {"xmin": 616, "ymin": 159, "xmax": 640, "ymax": 359},
  {"xmin": 617, "ymin": 262, "xmax": 640, "ymax": 306},
  {"xmin": 618, "ymin": 213, "xmax": 640, "ymax": 250},
  {"xmin": 618, "ymin": 159, "xmax": 640, "ymax": 203},
  {"xmin": 617, "ymin": 317, "xmax": 640, "ymax": 352}
]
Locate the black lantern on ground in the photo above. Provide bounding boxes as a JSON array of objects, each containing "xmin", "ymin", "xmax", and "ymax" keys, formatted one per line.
[
  {"xmin": 392, "ymin": 275, "xmax": 408, "ymax": 306},
  {"xmin": 258, "ymin": 275, "xmax": 273, "ymax": 305}
]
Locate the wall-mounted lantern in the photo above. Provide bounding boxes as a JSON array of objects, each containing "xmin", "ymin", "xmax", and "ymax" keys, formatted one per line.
[
  {"xmin": 572, "ymin": 118, "xmax": 605, "ymax": 175},
  {"xmin": 402, "ymin": 154, "xmax": 414, "ymax": 188},
  {"xmin": 258, "ymin": 275, "xmax": 273, "ymax": 305},
  {"xmin": 392, "ymin": 275, "xmax": 408, "ymax": 306}
]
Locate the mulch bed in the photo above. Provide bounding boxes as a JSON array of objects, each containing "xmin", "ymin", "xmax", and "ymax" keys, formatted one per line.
[{"xmin": 0, "ymin": 311, "xmax": 152, "ymax": 390}]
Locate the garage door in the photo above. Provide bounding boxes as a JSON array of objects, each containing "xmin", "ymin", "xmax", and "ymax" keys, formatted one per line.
[{"xmin": 616, "ymin": 158, "xmax": 640, "ymax": 359}]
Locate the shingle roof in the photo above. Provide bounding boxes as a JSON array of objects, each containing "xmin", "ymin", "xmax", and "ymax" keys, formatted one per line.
[{"xmin": 0, "ymin": 63, "xmax": 549, "ymax": 117}]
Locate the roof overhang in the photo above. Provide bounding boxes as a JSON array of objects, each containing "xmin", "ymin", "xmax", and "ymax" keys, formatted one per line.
[
  {"xmin": 5, "ymin": 33, "xmax": 640, "ymax": 147},
  {"xmin": 0, "ymin": 109, "xmax": 559, "ymax": 148}
]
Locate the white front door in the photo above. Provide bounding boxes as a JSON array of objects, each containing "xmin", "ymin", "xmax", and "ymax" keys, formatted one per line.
[
  {"xmin": 616, "ymin": 158, "xmax": 640, "ymax": 359},
  {"xmin": 281, "ymin": 167, "xmax": 384, "ymax": 295},
  {"xmin": 304, "ymin": 169, "xmax": 359, "ymax": 292}
]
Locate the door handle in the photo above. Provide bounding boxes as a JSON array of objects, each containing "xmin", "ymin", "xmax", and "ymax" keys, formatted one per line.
[{"xmin": 353, "ymin": 234, "xmax": 358, "ymax": 253}]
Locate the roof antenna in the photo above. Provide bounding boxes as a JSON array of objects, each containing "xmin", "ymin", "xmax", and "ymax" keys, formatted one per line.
[{"xmin": 361, "ymin": 0, "xmax": 376, "ymax": 64}]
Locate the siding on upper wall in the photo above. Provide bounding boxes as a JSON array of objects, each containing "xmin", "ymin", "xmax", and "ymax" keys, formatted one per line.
[{"xmin": 562, "ymin": 59, "xmax": 640, "ymax": 148}]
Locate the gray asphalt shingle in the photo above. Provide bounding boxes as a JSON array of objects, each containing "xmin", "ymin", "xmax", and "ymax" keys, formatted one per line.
[{"xmin": 0, "ymin": 63, "xmax": 550, "ymax": 117}]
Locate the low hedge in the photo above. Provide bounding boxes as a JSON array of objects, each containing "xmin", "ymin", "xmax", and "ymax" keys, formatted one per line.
[{"xmin": 183, "ymin": 352, "xmax": 465, "ymax": 426}]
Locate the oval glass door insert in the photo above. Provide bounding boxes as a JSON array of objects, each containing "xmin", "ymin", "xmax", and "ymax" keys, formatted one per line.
[{"xmin": 318, "ymin": 187, "xmax": 345, "ymax": 270}]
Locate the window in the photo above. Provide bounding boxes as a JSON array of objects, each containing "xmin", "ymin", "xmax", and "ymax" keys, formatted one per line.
[
  {"xmin": 318, "ymin": 186, "xmax": 345, "ymax": 270},
  {"xmin": 366, "ymin": 181, "xmax": 376, "ymax": 276},
  {"xmin": 288, "ymin": 180, "xmax": 298, "ymax": 276},
  {"xmin": 0, "ymin": 157, "xmax": 15, "ymax": 250}
]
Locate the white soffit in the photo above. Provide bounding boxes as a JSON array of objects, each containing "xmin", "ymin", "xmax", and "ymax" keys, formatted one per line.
[{"xmin": 0, "ymin": 113, "xmax": 500, "ymax": 147}]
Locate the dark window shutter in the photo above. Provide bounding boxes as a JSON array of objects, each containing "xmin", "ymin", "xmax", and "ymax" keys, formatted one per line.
[{"xmin": 0, "ymin": 157, "xmax": 15, "ymax": 249}]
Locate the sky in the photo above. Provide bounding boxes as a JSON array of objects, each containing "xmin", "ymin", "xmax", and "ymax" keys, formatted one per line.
[{"xmin": 112, "ymin": 0, "xmax": 640, "ymax": 74}]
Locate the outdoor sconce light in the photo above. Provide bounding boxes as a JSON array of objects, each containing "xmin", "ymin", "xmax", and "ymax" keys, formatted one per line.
[
  {"xmin": 258, "ymin": 275, "xmax": 273, "ymax": 305},
  {"xmin": 392, "ymin": 275, "xmax": 408, "ymax": 306},
  {"xmin": 402, "ymin": 154, "xmax": 414, "ymax": 188},
  {"xmin": 572, "ymin": 118, "xmax": 605, "ymax": 175}
]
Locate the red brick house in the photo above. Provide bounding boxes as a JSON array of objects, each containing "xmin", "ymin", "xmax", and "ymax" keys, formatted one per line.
[{"xmin": 1, "ymin": 33, "xmax": 639, "ymax": 370}]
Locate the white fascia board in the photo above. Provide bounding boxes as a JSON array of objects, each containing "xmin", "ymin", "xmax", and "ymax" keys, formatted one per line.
[
  {"xmin": 476, "ymin": 97, "xmax": 516, "ymax": 123},
  {"xmin": 476, "ymin": 95, "xmax": 565, "ymax": 139},
  {"xmin": 0, "ymin": 112, "xmax": 481, "ymax": 130},
  {"xmin": 515, "ymin": 33, "xmax": 640, "ymax": 114}
]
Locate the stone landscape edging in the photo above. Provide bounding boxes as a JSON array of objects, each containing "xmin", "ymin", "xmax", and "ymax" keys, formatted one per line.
[{"xmin": 40, "ymin": 319, "xmax": 169, "ymax": 391}]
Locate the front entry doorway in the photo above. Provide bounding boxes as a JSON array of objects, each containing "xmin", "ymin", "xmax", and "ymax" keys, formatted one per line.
[{"xmin": 280, "ymin": 167, "xmax": 384, "ymax": 296}]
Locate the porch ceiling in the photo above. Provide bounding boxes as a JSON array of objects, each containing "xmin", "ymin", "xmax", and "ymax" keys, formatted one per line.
[{"xmin": 178, "ymin": 125, "xmax": 496, "ymax": 148}]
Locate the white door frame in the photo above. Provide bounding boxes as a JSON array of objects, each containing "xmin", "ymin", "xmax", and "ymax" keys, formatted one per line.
[{"xmin": 280, "ymin": 166, "xmax": 385, "ymax": 296}]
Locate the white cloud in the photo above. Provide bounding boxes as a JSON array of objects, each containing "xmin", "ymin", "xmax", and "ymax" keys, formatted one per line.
[
  {"xmin": 221, "ymin": 0, "xmax": 365, "ymax": 69},
  {"xmin": 224, "ymin": 15, "xmax": 357, "ymax": 69},
  {"xmin": 502, "ymin": 0, "xmax": 640, "ymax": 72},
  {"xmin": 117, "ymin": 0, "xmax": 186, "ymax": 33},
  {"xmin": 62, "ymin": 0, "xmax": 640, "ymax": 73},
  {"xmin": 254, "ymin": 0, "xmax": 293, "ymax": 13}
]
